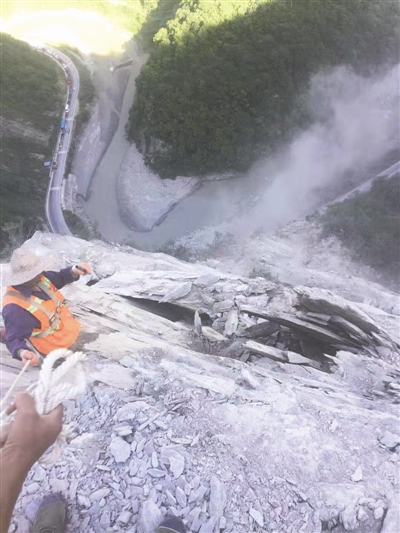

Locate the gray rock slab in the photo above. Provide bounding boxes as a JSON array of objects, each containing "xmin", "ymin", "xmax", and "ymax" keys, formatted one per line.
[
  {"xmin": 151, "ymin": 451, "xmax": 159, "ymax": 468},
  {"xmin": 239, "ymin": 368, "xmax": 261, "ymax": 389},
  {"xmin": 340, "ymin": 505, "xmax": 358, "ymax": 531},
  {"xmin": 379, "ymin": 431, "xmax": 400, "ymax": 449},
  {"xmin": 214, "ymin": 300, "xmax": 234, "ymax": 313},
  {"xmin": 110, "ymin": 436, "xmax": 131, "ymax": 463},
  {"xmin": 77, "ymin": 494, "xmax": 91, "ymax": 507},
  {"xmin": 99, "ymin": 509, "xmax": 111, "ymax": 529},
  {"xmin": 168, "ymin": 452, "xmax": 185, "ymax": 480},
  {"xmin": 240, "ymin": 320, "xmax": 280, "ymax": 338},
  {"xmin": 380, "ymin": 497, "xmax": 400, "ymax": 533},
  {"xmin": 117, "ymin": 510, "xmax": 133, "ymax": 525},
  {"xmin": 209, "ymin": 476, "xmax": 226, "ymax": 519},
  {"xmin": 166, "ymin": 489, "xmax": 177, "ymax": 506},
  {"xmin": 295, "ymin": 286, "xmax": 381, "ymax": 335},
  {"xmin": 194, "ymin": 273, "xmax": 222, "ymax": 288},
  {"xmin": 220, "ymin": 340, "xmax": 246, "ymax": 358},
  {"xmin": 119, "ymin": 356, "xmax": 137, "ymax": 368},
  {"xmin": 328, "ymin": 315, "xmax": 372, "ymax": 344},
  {"xmin": 244, "ymin": 340, "xmax": 287, "ymax": 361},
  {"xmin": 26, "ymin": 482, "xmax": 40, "ymax": 495},
  {"xmin": 90, "ymin": 488, "xmax": 110, "ymax": 501},
  {"xmin": 262, "ymin": 312, "xmax": 354, "ymax": 346},
  {"xmin": 351, "ymin": 466, "xmax": 363, "ymax": 482},
  {"xmin": 175, "ymin": 486, "xmax": 187, "ymax": 508},
  {"xmin": 139, "ymin": 500, "xmax": 163, "ymax": 533},
  {"xmin": 160, "ymin": 282, "xmax": 192, "ymax": 303},
  {"xmin": 189, "ymin": 485, "xmax": 208, "ymax": 504},
  {"xmin": 199, "ymin": 517, "xmax": 218, "ymax": 533},
  {"xmin": 32, "ymin": 466, "xmax": 47, "ymax": 482},
  {"xmin": 374, "ymin": 507, "xmax": 384, "ymax": 520},
  {"xmin": 250, "ymin": 508, "xmax": 264, "ymax": 527},
  {"xmin": 286, "ymin": 351, "xmax": 315, "ymax": 366},
  {"xmin": 191, "ymin": 517, "xmax": 204, "ymax": 532},
  {"xmin": 224, "ymin": 309, "xmax": 238, "ymax": 336},
  {"xmin": 25, "ymin": 499, "xmax": 41, "ymax": 522},
  {"xmin": 148, "ymin": 469, "xmax": 166, "ymax": 478},
  {"xmin": 186, "ymin": 507, "xmax": 201, "ymax": 522},
  {"xmin": 201, "ymin": 326, "xmax": 228, "ymax": 342}
]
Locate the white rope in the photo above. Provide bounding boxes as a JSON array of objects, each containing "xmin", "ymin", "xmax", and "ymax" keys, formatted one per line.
[
  {"xmin": 0, "ymin": 360, "xmax": 31, "ymax": 416},
  {"xmin": 0, "ymin": 348, "xmax": 88, "ymax": 466}
]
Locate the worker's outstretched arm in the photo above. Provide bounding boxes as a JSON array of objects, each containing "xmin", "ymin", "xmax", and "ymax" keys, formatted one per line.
[
  {"xmin": 43, "ymin": 264, "xmax": 92, "ymax": 289},
  {"xmin": 0, "ymin": 393, "xmax": 63, "ymax": 533}
]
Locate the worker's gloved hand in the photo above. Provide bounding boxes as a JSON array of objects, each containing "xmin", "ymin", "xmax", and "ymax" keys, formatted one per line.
[
  {"xmin": 71, "ymin": 263, "xmax": 92, "ymax": 277},
  {"xmin": 20, "ymin": 350, "xmax": 40, "ymax": 367}
]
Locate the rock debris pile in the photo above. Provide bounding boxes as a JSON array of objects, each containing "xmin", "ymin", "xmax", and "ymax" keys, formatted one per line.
[{"xmin": 2, "ymin": 232, "xmax": 400, "ymax": 533}]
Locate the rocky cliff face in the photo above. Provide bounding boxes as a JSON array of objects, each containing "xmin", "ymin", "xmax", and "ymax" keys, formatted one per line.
[{"xmin": 1, "ymin": 231, "xmax": 399, "ymax": 533}]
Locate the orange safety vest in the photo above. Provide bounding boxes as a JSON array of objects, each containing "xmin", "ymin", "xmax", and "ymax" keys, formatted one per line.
[{"xmin": 2, "ymin": 275, "xmax": 80, "ymax": 355}]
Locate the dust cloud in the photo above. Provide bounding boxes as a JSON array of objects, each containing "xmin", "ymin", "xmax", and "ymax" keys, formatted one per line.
[{"xmin": 236, "ymin": 64, "xmax": 400, "ymax": 236}]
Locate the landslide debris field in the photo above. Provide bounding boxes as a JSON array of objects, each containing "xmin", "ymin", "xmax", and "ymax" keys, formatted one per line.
[{"xmin": 2, "ymin": 232, "xmax": 399, "ymax": 533}]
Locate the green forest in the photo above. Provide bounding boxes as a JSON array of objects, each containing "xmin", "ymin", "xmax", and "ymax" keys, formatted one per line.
[
  {"xmin": 1, "ymin": 34, "xmax": 64, "ymax": 129},
  {"xmin": 321, "ymin": 175, "xmax": 400, "ymax": 288},
  {"xmin": 0, "ymin": 34, "xmax": 64, "ymax": 253},
  {"xmin": 129, "ymin": 0, "xmax": 400, "ymax": 178}
]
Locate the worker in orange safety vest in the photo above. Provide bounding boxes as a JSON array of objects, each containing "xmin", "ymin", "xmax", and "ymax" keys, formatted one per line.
[{"xmin": 1, "ymin": 247, "xmax": 92, "ymax": 367}]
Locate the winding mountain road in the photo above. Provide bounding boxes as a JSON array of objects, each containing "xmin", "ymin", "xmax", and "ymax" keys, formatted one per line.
[{"xmin": 39, "ymin": 45, "xmax": 80, "ymax": 235}]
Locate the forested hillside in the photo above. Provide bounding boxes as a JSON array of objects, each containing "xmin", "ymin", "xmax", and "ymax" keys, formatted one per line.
[
  {"xmin": 129, "ymin": 0, "xmax": 400, "ymax": 178},
  {"xmin": 321, "ymin": 174, "xmax": 400, "ymax": 288},
  {"xmin": 0, "ymin": 34, "xmax": 64, "ymax": 253}
]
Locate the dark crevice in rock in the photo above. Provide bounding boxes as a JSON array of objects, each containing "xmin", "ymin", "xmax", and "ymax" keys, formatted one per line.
[{"xmin": 121, "ymin": 295, "xmax": 211, "ymax": 324}]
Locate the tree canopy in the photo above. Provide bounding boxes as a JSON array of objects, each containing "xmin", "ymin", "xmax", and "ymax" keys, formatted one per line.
[
  {"xmin": 1, "ymin": 33, "xmax": 64, "ymax": 129},
  {"xmin": 0, "ymin": 34, "xmax": 64, "ymax": 252},
  {"xmin": 128, "ymin": 0, "xmax": 400, "ymax": 178}
]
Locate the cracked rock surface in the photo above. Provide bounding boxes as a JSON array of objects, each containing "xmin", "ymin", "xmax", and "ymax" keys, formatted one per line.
[{"xmin": 1, "ymin": 232, "xmax": 399, "ymax": 533}]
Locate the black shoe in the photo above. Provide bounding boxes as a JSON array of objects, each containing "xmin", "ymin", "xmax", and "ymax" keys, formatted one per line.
[
  {"xmin": 157, "ymin": 515, "xmax": 186, "ymax": 533},
  {"xmin": 32, "ymin": 493, "xmax": 66, "ymax": 533}
]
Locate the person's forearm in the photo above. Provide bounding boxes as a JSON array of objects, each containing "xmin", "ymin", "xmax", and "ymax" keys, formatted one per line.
[
  {"xmin": 7, "ymin": 337, "xmax": 29, "ymax": 360},
  {"xmin": 45, "ymin": 267, "xmax": 77, "ymax": 290},
  {"xmin": 0, "ymin": 445, "xmax": 33, "ymax": 533},
  {"xmin": 13, "ymin": 344, "xmax": 29, "ymax": 361}
]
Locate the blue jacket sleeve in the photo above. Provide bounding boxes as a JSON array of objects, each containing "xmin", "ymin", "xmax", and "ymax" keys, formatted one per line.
[
  {"xmin": 44, "ymin": 267, "xmax": 78, "ymax": 290},
  {"xmin": 2, "ymin": 304, "xmax": 41, "ymax": 359}
]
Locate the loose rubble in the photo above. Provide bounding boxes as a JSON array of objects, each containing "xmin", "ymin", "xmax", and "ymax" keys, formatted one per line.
[{"xmin": 1, "ymin": 232, "xmax": 399, "ymax": 533}]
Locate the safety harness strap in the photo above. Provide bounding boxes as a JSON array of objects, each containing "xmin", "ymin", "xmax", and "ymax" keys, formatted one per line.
[
  {"xmin": 4, "ymin": 290, "xmax": 53, "ymax": 319},
  {"xmin": 32, "ymin": 325, "xmax": 56, "ymax": 338},
  {"xmin": 37, "ymin": 281, "xmax": 62, "ymax": 306}
]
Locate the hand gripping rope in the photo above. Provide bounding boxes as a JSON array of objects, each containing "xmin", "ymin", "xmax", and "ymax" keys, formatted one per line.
[{"xmin": 0, "ymin": 349, "xmax": 88, "ymax": 466}]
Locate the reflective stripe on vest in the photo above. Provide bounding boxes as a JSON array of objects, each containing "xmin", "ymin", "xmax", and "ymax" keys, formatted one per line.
[
  {"xmin": 3, "ymin": 277, "xmax": 62, "ymax": 338},
  {"xmin": 4, "ymin": 289, "xmax": 54, "ymax": 320},
  {"xmin": 2, "ymin": 276, "xmax": 81, "ymax": 355}
]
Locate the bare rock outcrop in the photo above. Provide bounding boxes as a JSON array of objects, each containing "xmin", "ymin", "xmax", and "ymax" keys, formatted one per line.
[
  {"xmin": 1, "ymin": 232, "xmax": 399, "ymax": 533},
  {"xmin": 117, "ymin": 143, "xmax": 200, "ymax": 231}
]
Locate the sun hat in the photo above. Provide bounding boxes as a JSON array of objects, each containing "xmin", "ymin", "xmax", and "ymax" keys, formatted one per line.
[{"xmin": 2, "ymin": 248, "xmax": 53, "ymax": 286}]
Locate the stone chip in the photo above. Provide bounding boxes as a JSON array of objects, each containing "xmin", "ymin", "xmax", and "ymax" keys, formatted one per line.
[
  {"xmin": 110, "ymin": 436, "xmax": 131, "ymax": 463},
  {"xmin": 250, "ymin": 508, "xmax": 264, "ymax": 527},
  {"xmin": 139, "ymin": 500, "xmax": 163, "ymax": 533}
]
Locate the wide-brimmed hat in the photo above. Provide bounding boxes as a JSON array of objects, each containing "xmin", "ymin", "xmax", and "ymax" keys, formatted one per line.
[{"xmin": 2, "ymin": 248, "xmax": 53, "ymax": 286}]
